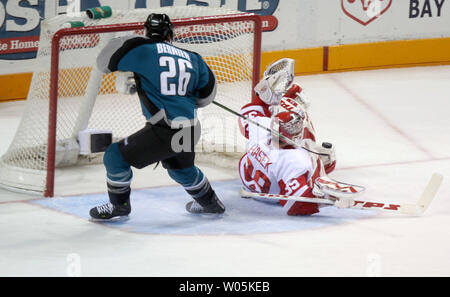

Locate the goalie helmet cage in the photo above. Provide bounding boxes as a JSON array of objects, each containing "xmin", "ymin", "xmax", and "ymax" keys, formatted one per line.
[{"xmin": 0, "ymin": 7, "xmax": 262, "ymax": 197}]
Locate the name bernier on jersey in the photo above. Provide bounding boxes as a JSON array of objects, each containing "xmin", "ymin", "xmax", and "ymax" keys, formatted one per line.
[{"xmin": 156, "ymin": 43, "xmax": 191, "ymax": 61}]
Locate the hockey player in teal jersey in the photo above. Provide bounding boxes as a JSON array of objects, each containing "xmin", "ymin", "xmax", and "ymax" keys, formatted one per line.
[{"xmin": 89, "ymin": 13, "xmax": 225, "ymax": 221}]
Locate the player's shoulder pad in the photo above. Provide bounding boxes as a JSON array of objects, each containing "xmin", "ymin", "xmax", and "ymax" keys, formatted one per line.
[{"xmin": 108, "ymin": 37, "xmax": 157, "ymax": 72}]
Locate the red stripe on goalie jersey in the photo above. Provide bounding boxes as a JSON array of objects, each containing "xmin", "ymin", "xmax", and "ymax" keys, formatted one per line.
[
  {"xmin": 241, "ymin": 157, "xmax": 271, "ymax": 193},
  {"xmin": 278, "ymin": 172, "xmax": 317, "ymax": 216},
  {"xmin": 278, "ymin": 171, "xmax": 310, "ymax": 196},
  {"xmin": 278, "ymin": 159, "xmax": 323, "ymax": 216},
  {"xmin": 278, "ymin": 157, "xmax": 322, "ymax": 204},
  {"xmin": 239, "ymin": 97, "xmax": 272, "ymax": 139}
]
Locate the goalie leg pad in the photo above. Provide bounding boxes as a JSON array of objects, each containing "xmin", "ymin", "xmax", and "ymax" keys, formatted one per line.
[
  {"xmin": 279, "ymin": 188, "xmax": 320, "ymax": 216},
  {"xmin": 280, "ymin": 200, "xmax": 320, "ymax": 216}
]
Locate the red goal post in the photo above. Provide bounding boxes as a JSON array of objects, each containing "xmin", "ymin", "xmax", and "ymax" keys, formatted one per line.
[{"xmin": 45, "ymin": 13, "xmax": 262, "ymax": 197}]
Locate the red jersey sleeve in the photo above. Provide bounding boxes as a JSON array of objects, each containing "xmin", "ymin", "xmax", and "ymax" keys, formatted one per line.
[{"xmin": 238, "ymin": 95, "xmax": 272, "ymax": 139}]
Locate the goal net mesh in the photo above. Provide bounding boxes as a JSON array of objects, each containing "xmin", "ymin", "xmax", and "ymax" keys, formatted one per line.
[{"xmin": 0, "ymin": 7, "xmax": 260, "ymax": 195}]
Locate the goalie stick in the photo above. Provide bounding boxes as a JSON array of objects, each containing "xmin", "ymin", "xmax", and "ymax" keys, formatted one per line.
[{"xmin": 240, "ymin": 173, "xmax": 443, "ymax": 215}]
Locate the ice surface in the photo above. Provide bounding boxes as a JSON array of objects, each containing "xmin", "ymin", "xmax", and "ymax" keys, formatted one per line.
[
  {"xmin": 0, "ymin": 66, "xmax": 449, "ymax": 276},
  {"xmin": 32, "ymin": 179, "xmax": 374, "ymax": 235}
]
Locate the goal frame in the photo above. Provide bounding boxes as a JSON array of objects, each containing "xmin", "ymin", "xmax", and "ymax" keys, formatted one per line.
[{"xmin": 46, "ymin": 13, "xmax": 262, "ymax": 197}]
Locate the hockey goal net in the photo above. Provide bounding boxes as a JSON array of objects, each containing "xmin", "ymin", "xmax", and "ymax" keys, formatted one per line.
[{"xmin": 0, "ymin": 7, "xmax": 262, "ymax": 197}]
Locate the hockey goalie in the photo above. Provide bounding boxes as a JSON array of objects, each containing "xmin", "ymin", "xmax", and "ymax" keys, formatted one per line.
[{"xmin": 238, "ymin": 58, "xmax": 337, "ymax": 216}]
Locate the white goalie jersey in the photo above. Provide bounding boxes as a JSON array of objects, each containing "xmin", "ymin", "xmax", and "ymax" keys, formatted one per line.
[
  {"xmin": 239, "ymin": 116, "xmax": 321, "ymax": 196},
  {"xmin": 238, "ymin": 96, "xmax": 328, "ymax": 216}
]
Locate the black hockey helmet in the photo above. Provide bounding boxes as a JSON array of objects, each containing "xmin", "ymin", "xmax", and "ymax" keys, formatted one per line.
[{"xmin": 144, "ymin": 13, "xmax": 174, "ymax": 42}]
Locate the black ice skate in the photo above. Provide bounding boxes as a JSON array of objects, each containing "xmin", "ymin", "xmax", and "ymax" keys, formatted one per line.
[
  {"xmin": 89, "ymin": 202, "xmax": 131, "ymax": 221},
  {"xmin": 186, "ymin": 193, "xmax": 225, "ymax": 214}
]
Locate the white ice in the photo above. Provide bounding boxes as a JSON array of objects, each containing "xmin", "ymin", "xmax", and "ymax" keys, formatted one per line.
[{"xmin": 0, "ymin": 65, "xmax": 449, "ymax": 277}]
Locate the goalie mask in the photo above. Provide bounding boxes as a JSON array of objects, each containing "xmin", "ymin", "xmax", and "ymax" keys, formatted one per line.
[
  {"xmin": 144, "ymin": 13, "xmax": 174, "ymax": 42},
  {"xmin": 271, "ymin": 110, "xmax": 305, "ymax": 148}
]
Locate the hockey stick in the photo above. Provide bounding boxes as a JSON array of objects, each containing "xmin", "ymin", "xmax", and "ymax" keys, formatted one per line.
[
  {"xmin": 240, "ymin": 173, "xmax": 443, "ymax": 215},
  {"xmin": 240, "ymin": 187, "xmax": 336, "ymax": 205},
  {"xmin": 212, "ymin": 101, "xmax": 329, "ymax": 157}
]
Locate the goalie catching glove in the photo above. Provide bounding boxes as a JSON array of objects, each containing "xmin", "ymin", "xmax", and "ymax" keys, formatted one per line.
[
  {"xmin": 254, "ymin": 72, "xmax": 285, "ymax": 106},
  {"xmin": 254, "ymin": 58, "xmax": 295, "ymax": 106}
]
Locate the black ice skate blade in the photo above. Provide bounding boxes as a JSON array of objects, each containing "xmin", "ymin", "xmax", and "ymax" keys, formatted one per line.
[{"xmin": 89, "ymin": 215, "xmax": 130, "ymax": 223}]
